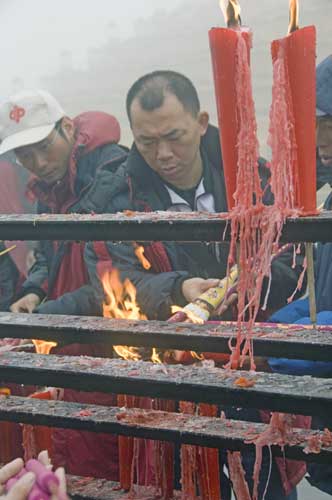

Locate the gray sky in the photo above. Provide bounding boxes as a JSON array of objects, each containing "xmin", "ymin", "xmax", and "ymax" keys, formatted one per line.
[
  {"xmin": 0, "ymin": 0, "xmax": 183, "ymax": 95},
  {"xmin": 2, "ymin": 0, "xmax": 331, "ymax": 153}
]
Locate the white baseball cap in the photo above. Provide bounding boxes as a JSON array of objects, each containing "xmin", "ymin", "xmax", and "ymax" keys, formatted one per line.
[{"xmin": 0, "ymin": 89, "xmax": 66, "ymax": 155}]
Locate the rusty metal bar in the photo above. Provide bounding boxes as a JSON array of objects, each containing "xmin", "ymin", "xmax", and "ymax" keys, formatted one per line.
[
  {"xmin": 0, "ymin": 396, "xmax": 330, "ymax": 464},
  {"xmin": 0, "ymin": 352, "xmax": 331, "ymax": 416},
  {"xmin": 0, "ymin": 212, "xmax": 332, "ymax": 242},
  {"xmin": 1, "ymin": 313, "xmax": 332, "ymax": 361}
]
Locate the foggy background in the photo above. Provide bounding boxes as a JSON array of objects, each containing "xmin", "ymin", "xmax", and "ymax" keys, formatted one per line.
[
  {"xmin": 1, "ymin": 0, "xmax": 331, "ymax": 156},
  {"xmin": 1, "ymin": 2, "xmax": 332, "ymax": 497}
]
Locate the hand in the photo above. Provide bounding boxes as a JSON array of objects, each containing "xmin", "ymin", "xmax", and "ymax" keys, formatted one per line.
[
  {"xmin": 182, "ymin": 278, "xmax": 220, "ymax": 304},
  {"xmin": 0, "ymin": 458, "xmax": 34, "ymax": 499},
  {"xmin": 10, "ymin": 294, "xmax": 41, "ymax": 314},
  {"xmin": 38, "ymin": 450, "xmax": 69, "ymax": 499},
  {"xmin": 0, "ymin": 452, "xmax": 69, "ymax": 499},
  {"xmin": 215, "ymin": 292, "xmax": 238, "ymax": 316}
]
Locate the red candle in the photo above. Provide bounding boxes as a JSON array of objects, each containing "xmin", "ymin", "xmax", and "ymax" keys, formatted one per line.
[
  {"xmin": 197, "ymin": 404, "xmax": 221, "ymax": 500},
  {"xmin": 209, "ymin": 1, "xmax": 252, "ymax": 210},
  {"xmin": 271, "ymin": 0, "xmax": 316, "ymax": 214},
  {"xmin": 22, "ymin": 390, "xmax": 55, "ymax": 461},
  {"xmin": 117, "ymin": 394, "xmax": 135, "ymax": 491}
]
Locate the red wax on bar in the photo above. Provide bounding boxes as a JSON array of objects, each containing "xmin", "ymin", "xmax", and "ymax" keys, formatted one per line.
[
  {"xmin": 271, "ymin": 26, "xmax": 317, "ymax": 214},
  {"xmin": 209, "ymin": 27, "xmax": 252, "ymax": 209},
  {"xmin": 26, "ymin": 459, "xmax": 59, "ymax": 494}
]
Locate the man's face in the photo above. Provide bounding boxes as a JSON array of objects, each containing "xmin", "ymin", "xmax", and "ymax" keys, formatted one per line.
[
  {"xmin": 130, "ymin": 93, "xmax": 209, "ymax": 187},
  {"xmin": 317, "ymin": 116, "xmax": 332, "ymax": 167},
  {"xmin": 14, "ymin": 118, "xmax": 75, "ymax": 185}
]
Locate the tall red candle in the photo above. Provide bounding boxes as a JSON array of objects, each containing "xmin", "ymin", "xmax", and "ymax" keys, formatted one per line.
[
  {"xmin": 117, "ymin": 394, "xmax": 135, "ymax": 491},
  {"xmin": 197, "ymin": 404, "xmax": 221, "ymax": 500},
  {"xmin": 271, "ymin": 19, "xmax": 316, "ymax": 214},
  {"xmin": 209, "ymin": 1, "xmax": 252, "ymax": 209}
]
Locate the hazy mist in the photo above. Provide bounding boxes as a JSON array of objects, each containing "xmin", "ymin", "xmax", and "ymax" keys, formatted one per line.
[{"xmin": 2, "ymin": 0, "xmax": 332, "ymax": 155}]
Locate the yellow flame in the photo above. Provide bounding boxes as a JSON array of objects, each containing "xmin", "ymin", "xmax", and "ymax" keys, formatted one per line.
[
  {"xmin": 33, "ymin": 339, "xmax": 57, "ymax": 355},
  {"xmin": 102, "ymin": 269, "xmax": 147, "ymax": 361},
  {"xmin": 133, "ymin": 244, "xmax": 151, "ymax": 270},
  {"xmin": 288, "ymin": 0, "xmax": 299, "ymax": 34},
  {"xmin": 190, "ymin": 351, "xmax": 205, "ymax": 361},
  {"xmin": 219, "ymin": 0, "xmax": 241, "ymax": 28},
  {"xmin": 151, "ymin": 348, "xmax": 162, "ymax": 364}
]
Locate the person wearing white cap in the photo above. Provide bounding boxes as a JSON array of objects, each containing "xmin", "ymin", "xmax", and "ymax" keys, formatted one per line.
[{"xmin": 0, "ymin": 89, "xmax": 128, "ymax": 481}]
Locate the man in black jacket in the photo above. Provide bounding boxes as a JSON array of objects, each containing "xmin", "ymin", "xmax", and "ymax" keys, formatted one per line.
[
  {"xmin": 87, "ymin": 70, "xmax": 303, "ymax": 321},
  {"xmin": 86, "ymin": 70, "xmax": 305, "ymax": 500}
]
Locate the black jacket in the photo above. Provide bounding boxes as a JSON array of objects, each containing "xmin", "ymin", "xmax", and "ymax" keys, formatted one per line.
[
  {"xmin": 0, "ymin": 242, "xmax": 21, "ymax": 312},
  {"xmin": 87, "ymin": 125, "xmax": 304, "ymax": 320}
]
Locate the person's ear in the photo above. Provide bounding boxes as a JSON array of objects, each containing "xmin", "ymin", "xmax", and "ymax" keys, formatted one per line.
[
  {"xmin": 61, "ymin": 117, "xmax": 75, "ymax": 142},
  {"xmin": 198, "ymin": 111, "xmax": 209, "ymax": 136}
]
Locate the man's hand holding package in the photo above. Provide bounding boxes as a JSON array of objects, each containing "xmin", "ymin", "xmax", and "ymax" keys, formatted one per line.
[{"xmin": 10, "ymin": 294, "xmax": 41, "ymax": 314}]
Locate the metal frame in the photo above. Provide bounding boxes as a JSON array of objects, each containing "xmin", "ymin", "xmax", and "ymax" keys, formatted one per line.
[
  {"xmin": 2, "ymin": 313, "xmax": 332, "ymax": 361},
  {"xmin": 0, "ymin": 212, "xmax": 332, "ymax": 242}
]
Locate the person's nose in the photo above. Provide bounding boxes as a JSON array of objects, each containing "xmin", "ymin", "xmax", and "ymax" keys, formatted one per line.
[
  {"xmin": 156, "ymin": 140, "xmax": 173, "ymax": 162},
  {"xmin": 32, "ymin": 151, "xmax": 49, "ymax": 174}
]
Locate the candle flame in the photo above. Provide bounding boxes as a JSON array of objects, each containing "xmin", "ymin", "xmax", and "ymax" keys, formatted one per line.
[
  {"xmin": 102, "ymin": 269, "xmax": 147, "ymax": 361},
  {"xmin": 288, "ymin": 0, "xmax": 299, "ymax": 34},
  {"xmin": 33, "ymin": 339, "xmax": 57, "ymax": 355},
  {"xmin": 219, "ymin": 0, "xmax": 241, "ymax": 28},
  {"xmin": 133, "ymin": 243, "xmax": 151, "ymax": 270}
]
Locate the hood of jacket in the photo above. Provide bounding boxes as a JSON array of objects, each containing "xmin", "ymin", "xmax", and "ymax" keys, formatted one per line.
[{"xmin": 317, "ymin": 55, "xmax": 332, "ymax": 116}]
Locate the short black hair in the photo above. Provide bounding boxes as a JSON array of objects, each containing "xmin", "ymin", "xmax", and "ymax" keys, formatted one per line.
[{"xmin": 126, "ymin": 71, "xmax": 200, "ymax": 125}]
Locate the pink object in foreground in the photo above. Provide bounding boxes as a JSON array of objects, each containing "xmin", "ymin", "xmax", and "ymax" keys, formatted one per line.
[
  {"xmin": 26, "ymin": 459, "xmax": 59, "ymax": 495},
  {"xmin": 27, "ymin": 484, "xmax": 49, "ymax": 500}
]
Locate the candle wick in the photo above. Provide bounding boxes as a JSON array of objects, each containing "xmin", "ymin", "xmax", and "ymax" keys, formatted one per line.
[{"xmin": 227, "ymin": 15, "xmax": 242, "ymax": 29}]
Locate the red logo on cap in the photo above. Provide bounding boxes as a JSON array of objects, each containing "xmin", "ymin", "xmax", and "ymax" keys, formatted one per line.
[{"xmin": 9, "ymin": 105, "xmax": 25, "ymax": 123}]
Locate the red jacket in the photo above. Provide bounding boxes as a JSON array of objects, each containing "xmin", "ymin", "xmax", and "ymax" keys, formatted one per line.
[{"xmin": 24, "ymin": 112, "xmax": 127, "ymax": 480}]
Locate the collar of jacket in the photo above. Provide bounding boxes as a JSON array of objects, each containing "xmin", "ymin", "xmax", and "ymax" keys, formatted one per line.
[
  {"xmin": 26, "ymin": 111, "xmax": 121, "ymax": 208},
  {"xmin": 125, "ymin": 124, "xmax": 228, "ymax": 212}
]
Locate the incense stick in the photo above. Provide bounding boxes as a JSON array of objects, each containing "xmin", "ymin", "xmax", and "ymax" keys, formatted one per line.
[{"xmin": 305, "ymin": 242, "xmax": 317, "ymax": 325}]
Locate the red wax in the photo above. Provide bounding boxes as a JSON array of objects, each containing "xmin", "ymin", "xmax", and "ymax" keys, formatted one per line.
[
  {"xmin": 197, "ymin": 404, "xmax": 221, "ymax": 500},
  {"xmin": 271, "ymin": 26, "xmax": 317, "ymax": 214},
  {"xmin": 209, "ymin": 27, "xmax": 252, "ymax": 209},
  {"xmin": 29, "ymin": 391, "xmax": 54, "ymax": 457},
  {"xmin": 117, "ymin": 394, "xmax": 135, "ymax": 490}
]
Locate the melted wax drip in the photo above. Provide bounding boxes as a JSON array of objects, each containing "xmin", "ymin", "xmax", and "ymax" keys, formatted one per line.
[
  {"xmin": 225, "ymin": 36, "xmax": 308, "ymax": 500},
  {"xmin": 227, "ymin": 35, "xmax": 301, "ymax": 371}
]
